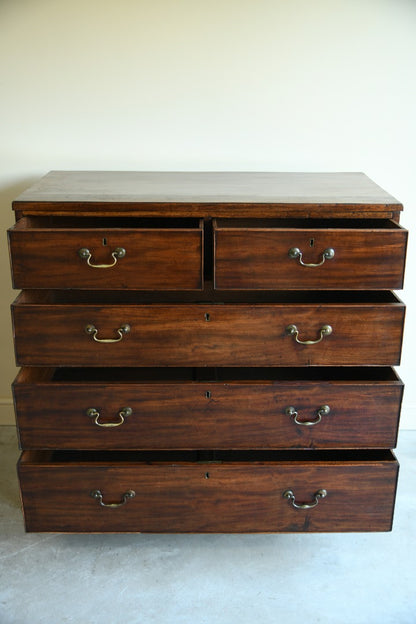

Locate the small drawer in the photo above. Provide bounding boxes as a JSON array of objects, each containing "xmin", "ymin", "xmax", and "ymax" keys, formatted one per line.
[
  {"xmin": 8, "ymin": 216, "xmax": 203, "ymax": 290},
  {"xmin": 214, "ymin": 218, "xmax": 408, "ymax": 290},
  {"xmin": 12, "ymin": 291, "xmax": 405, "ymax": 367},
  {"xmin": 13, "ymin": 367, "xmax": 403, "ymax": 450},
  {"xmin": 18, "ymin": 449, "xmax": 399, "ymax": 533}
]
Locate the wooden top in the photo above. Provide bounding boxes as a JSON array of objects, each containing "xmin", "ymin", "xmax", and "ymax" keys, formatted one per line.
[{"xmin": 13, "ymin": 171, "xmax": 402, "ymax": 218}]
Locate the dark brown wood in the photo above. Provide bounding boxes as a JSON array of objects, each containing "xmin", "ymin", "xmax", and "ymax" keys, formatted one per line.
[
  {"xmin": 18, "ymin": 450, "xmax": 399, "ymax": 532},
  {"xmin": 13, "ymin": 368, "xmax": 403, "ymax": 450},
  {"xmin": 214, "ymin": 219, "xmax": 408, "ymax": 290},
  {"xmin": 8, "ymin": 218, "xmax": 203, "ymax": 290},
  {"xmin": 12, "ymin": 294, "xmax": 405, "ymax": 367},
  {"xmin": 12, "ymin": 171, "xmax": 403, "ymax": 219},
  {"xmin": 9, "ymin": 171, "xmax": 407, "ymax": 533}
]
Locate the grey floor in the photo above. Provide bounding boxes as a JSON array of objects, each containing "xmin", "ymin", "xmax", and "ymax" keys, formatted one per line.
[{"xmin": 0, "ymin": 426, "xmax": 415, "ymax": 624}]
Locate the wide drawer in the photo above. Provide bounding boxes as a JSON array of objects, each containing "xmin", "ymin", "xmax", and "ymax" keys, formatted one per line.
[
  {"xmin": 12, "ymin": 292, "xmax": 405, "ymax": 367},
  {"xmin": 8, "ymin": 217, "xmax": 203, "ymax": 290},
  {"xmin": 214, "ymin": 218, "xmax": 408, "ymax": 290},
  {"xmin": 18, "ymin": 449, "xmax": 399, "ymax": 533},
  {"xmin": 13, "ymin": 367, "xmax": 403, "ymax": 450}
]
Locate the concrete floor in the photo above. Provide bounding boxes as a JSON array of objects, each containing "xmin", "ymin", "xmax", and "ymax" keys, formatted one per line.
[{"xmin": 0, "ymin": 426, "xmax": 415, "ymax": 624}]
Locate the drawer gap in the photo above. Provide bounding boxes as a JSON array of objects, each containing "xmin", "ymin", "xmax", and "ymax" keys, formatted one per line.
[
  {"xmin": 50, "ymin": 367, "xmax": 198, "ymax": 382},
  {"xmin": 32, "ymin": 366, "xmax": 402, "ymax": 384},
  {"xmin": 203, "ymin": 218, "xmax": 213, "ymax": 281},
  {"xmin": 12, "ymin": 216, "xmax": 203, "ymax": 229},
  {"xmin": 24, "ymin": 449, "xmax": 397, "ymax": 465},
  {"xmin": 215, "ymin": 218, "xmax": 404, "ymax": 230},
  {"xmin": 15, "ymin": 289, "xmax": 401, "ymax": 305}
]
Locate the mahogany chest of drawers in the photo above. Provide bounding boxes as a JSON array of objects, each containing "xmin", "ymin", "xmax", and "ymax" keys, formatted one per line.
[{"xmin": 8, "ymin": 171, "xmax": 407, "ymax": 533}]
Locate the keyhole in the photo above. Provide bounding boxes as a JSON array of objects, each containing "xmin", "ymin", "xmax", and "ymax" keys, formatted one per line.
[
  {"xmin": 309, "ymin": 238, "xmax": 315, "ymax": 247},
  {"xmin": 205, "ymin": 391, "xmax": 211, "ymax": 399},
  {"xmin": 205, "ymin": 472, "xmax": 210, "ymax": 479},
  {"xmin": 205, "ymin": 313, "xmax": 210, "ymax": 322},
  {"xmin": 102, "ymin": 238, "xmax": 107, "ymax": 246}
]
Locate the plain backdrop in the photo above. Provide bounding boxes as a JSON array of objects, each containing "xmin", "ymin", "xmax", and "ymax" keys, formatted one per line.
[{"xmin": 0, "ymin": 0, "xmax": 415, "ymax": 426}]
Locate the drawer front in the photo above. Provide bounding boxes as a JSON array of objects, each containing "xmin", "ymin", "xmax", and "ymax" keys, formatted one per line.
[
  {"xmin": 8, "ymin": 219, "xmax": 203, "ymax": 290},
  {"xmin": 214, "ymin": 220, "xmax": 407, "ymax": 290},
  {"xmin": 12, "ymin": 299, "xmax": 405, "ymax": 367},
  {"xmin": 18, "ymin": 451, "xmax": 398, "ymax": 532},
  {"xmin": 13, "ymin": 370, "xmax": 403, "ymax": 450}
]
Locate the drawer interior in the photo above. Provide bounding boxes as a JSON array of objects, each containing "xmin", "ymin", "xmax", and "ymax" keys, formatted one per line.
[
  {"xmin": 14, "ymin": 289, "xmax": 402, "ymax": 306},
  {"xmin": 214, "ymin": 218, "xmax": 405, "ymax": 230},
  {"xmin": 21, "ymin": 448, "xmax": 397, "ymax": 465},
  {"xmin": 16, "ymin": 366, "xmax": 402, "ymax": 384},
  {"xmin": 11, "ymin": 216, "xmax": 203, "ymax": 230},
  {"xmin": 15, "ymin": 217, "xmax": 404, "ymax": 230}
]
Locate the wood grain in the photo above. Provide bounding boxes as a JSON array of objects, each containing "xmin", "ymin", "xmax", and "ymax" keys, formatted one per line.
[
  {"xmin": 214, "ymin": 220, "xmax": 408, "ymax": 290},
  {"xmin": 9, "ymin": 219, "xmax": 203, "ymax": 290},
  {"xmin": 12, "ymin": 171, "xmax": 403, "ymax": 219},
  {"xmin": 13, "ymin": 368, "xmax": 403, "ymax": 450},
  {"xmin": 18, "ymin": 450, "xmax": 399, "ymax": 532},
  {"xmin": 10, "ymin": 171, "xmax": 406, "ymax": 534},
  {"xmin": 12, "ymin": 297, "xmax": 405, "ymax": 367}
]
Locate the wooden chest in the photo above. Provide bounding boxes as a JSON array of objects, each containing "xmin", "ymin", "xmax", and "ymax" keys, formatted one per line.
[{"xmin": 8, "ymin": 171, "xmax": 407, "ymax": 533}]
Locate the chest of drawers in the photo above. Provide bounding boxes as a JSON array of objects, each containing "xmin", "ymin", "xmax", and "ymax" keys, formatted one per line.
[{"xmin": 8, "ymin": 171, "xmax": 407, "ymax": 533}]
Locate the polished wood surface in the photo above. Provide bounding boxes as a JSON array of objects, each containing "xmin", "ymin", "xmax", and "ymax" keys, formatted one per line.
[
  {"xmin": 10, "ymin": 171, "xmax": 406, "ymax": 533},
  {"xmin": 13, "ymin": 171, "xmax": 403, "ymax": 219},
  {"xmin": 13, "ymin": 368, "xmax": 403, "ymax": 450},
  {"xmin": 18, "ymin": 450, "xmax": 398, "ymax": 533},
  {"xmin": 12, "ymin": 295, "xmax": 405, "ymax": 367},
  {"xmin": 9, "ymin": 218, "xmax": 203, "ymax": 290},
  {"xmin": 214, "ymin": 220, "xmax": 407, "ymax": 290}
]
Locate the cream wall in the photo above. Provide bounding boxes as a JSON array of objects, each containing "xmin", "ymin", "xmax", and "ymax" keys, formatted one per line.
[{"xmin": 1, "ymin": 0, "xmax": 415, "ymax": 426}]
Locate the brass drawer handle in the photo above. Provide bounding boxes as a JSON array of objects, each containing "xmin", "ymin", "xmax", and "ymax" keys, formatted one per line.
[
  {"xmin": 87, "ymin": 406, "xmax": 132, "ymax": 427},
  {"xmin": 286, "ymin": 404, "xmax": 330, "ymax": 426},
  {"xmin": 78, "ymin": 247, "xmax": 126, "ymax": 268},
  {"xmin": 286, "ymin": 324, "xmax": 332, "ymax": 345},
  {"xmin": 283, "ymin": 488, "xmax": 327, "ymax": 509},
  {"xmin": 90, "ymin": 489, "xmax": 136, "ymax": 508},
  {"xmin": 85, "ymin": 323, "xmax": 131, "ymax": 343},
  {"xmin": 288, "ymin": 247, "xmax": 335, "ymax": 267}
]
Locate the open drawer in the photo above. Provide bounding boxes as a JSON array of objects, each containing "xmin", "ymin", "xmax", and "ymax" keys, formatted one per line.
[
  {"xmin": 214, "ymin": 218, "xmax": 408, "ymax": 290},
  {"xmin": 18, "ymin": 449, "xmax": 399, "ymax": 533},
  {"xmin": 8, "ymin": 216, "xmax": 204, "ymax": 290},
  {"xmin": 13, "ymin": 367, "xmax": 403, "ymax": 450},
  {"xmin": 12, "ymin": 291, "xmax": 406, "ymax": 367}
]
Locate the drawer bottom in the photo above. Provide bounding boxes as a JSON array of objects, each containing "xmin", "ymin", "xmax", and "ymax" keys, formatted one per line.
[{"xmin": 18, "ymin": 450, "xmax": 399, "ymax": 533}]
